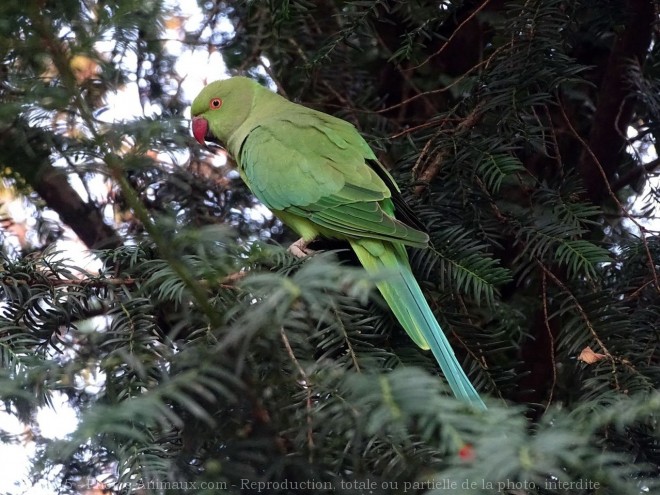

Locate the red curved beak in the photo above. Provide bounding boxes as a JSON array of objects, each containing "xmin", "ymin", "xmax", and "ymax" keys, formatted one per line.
[{"xmin": 191, "ymin": 116, "xmax": 209, "ymax": 145}]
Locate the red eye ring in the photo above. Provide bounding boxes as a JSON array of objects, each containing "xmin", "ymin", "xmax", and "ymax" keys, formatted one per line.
[{"xmin": 209, "ymin": 98, "xmax": 223, "ymax": 110}]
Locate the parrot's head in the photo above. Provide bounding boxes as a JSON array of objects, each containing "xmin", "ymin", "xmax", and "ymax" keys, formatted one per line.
[{"xmin": 190, "ymin": 77, "xmax": 260, "ymax": 146}]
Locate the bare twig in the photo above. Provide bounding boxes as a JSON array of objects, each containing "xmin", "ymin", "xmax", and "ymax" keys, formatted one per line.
[
  {"xmin": 280, "ymin": 327, "xmax": 314, "ymax": 456},
  {"xmin": 559, "ymin": 100, "xmax": 660, "ymax": 294},
  {"xmin": 406, "ymin": 0, "xmax": 492, "ymax": 72},
  {"xmin": 541, "ymin": 272, "xmax": 557, "ymax": 411},
  {"xmin": 536, "ymin": 259, "xmax": 621, "ymax": 391}
]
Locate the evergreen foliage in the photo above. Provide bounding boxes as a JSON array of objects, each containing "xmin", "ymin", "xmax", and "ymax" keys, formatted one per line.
[{"xmin": 0, "ymin": 0, "xmax": 658, "ymax": 494}]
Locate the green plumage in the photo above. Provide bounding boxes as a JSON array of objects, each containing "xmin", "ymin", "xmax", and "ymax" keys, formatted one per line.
[{"xmin": 191, "ymin": 77, "xmax": 486, "ymax": 409}]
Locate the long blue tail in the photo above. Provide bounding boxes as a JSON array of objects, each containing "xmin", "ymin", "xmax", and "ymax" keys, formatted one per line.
[{"xmin": 351, "ymin": 239, "xmax": 486, "ymax": 410}]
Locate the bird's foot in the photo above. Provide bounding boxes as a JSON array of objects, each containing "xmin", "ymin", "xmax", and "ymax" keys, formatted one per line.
[{"xmin": 288, "ymin": 238, "xmax": 316, "ymax": 258}]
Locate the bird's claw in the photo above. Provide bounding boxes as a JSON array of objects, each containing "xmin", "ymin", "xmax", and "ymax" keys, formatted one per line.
[{"xmin": 288, "ymin": 238, "xmax": 316, "ymax": 258}]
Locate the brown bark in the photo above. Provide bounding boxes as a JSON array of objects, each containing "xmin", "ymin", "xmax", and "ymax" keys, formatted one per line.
[
  {"xmin": 578, "ymin": 0, "xmax": 655, "ymax": 203},
  {"xmin": 32, "ymin": 165, "xmax": 122, "ymax": 249},
  {"xmin": 0, "ymin": 121, "xmax": 122, "ymax": 249}
]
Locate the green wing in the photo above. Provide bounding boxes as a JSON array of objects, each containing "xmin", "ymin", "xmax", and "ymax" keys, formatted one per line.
[{"xmin": 238, "ymin": 110, "xmax": 428, "ymax": 248}]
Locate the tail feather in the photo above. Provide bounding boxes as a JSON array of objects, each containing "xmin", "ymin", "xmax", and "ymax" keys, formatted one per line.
[{"xmin": 351, "ymin": 239, "xmax": 486, "ymax": 410}]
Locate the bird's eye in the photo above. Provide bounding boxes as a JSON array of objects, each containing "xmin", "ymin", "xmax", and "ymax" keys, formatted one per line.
[{"xmin": 209, "ymin": 98, "xmax": 223, "ymax": 110}]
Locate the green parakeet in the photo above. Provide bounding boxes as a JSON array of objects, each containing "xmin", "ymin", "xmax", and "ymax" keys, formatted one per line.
[{"xmin": 191, "ymin": 77, "xmax": 486, "ymax": 409}]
